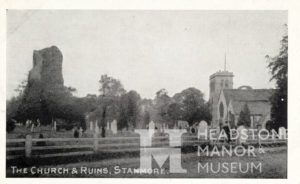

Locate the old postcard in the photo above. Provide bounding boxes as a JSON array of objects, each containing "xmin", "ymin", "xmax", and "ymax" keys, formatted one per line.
[{"xmin": 1, "ymin": 0, "xmax": 299, "ymax": 183}]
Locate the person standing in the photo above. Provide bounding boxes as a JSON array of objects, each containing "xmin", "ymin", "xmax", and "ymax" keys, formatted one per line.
[
  {"xmin": 74, "ymin": 127, "xmax": 79, "ymax": 138},
  {"xmin": 223, "ymin": 121, "xmax": 231, "ymax": 143}
]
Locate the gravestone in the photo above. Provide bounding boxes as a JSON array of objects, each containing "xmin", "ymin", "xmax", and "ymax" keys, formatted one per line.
[
  {"xmin": 237, "ymin": 125, "xmax": 248, "ymax": 144},
  {"xmin": 106, "ymin": 121, "xmax": 110, "ymax": 130},
  {"xmin": 30, "ymin": 123, "xmax": 35, "ymax": 132},
  {"xmin": 95, "ymin": 120, "xmax": 99, "ymax": 134},
  {"xmin": 111, "ymin": 120, "xmax": 117, "ymax": 134},
  {"xmin": 278, "ymin": 127, "xmax": 287, "ymax": 139},
  {"xmin": 53, "ymin": 121, "xmax": 57, "ymax": 131},
  {"xmin": 25, "ymin": 120, "xmax": 30, "ymax": 128},
  {"xmin": 198, "ymin": 120, "xmax": 208, "ymax": 139},
  {"xmin": 149, "ymin": 121, "xmax": 155, "ymax": 137},
  {"xmin": 90, "ymin": 121, "xmax": 93, "ymax": 131}
]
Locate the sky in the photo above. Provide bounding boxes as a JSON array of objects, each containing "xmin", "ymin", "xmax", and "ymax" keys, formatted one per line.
[{"xmin": 6, "ymin": 10, "xmax": 287, "ymax": 100}]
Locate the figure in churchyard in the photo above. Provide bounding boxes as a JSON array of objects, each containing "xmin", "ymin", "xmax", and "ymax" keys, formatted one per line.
[
  {"xmin": 101, "ymin": 127, "xmax": 106, "ymax": 137},
  {"xmin": 222, "ymin": 121, "xmax": 231, "ymax": 143},
  {"xmin": 74, "ymin": 127, "xmax": 79, "ymax": 138}
]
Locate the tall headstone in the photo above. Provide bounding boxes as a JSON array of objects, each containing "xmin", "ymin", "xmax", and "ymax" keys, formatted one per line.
[
  {"xmin": 198, "ymin": 120, "xmax": 208, "ymax": 139},
  {"xmin": 53, "ymin": 121, "xmax": 57, "ymax": 131},
  {"xmin": 95, "ymin": 120, "xmax": 99, "ymax": 134},
  {"xmin": 26, "ymin": 120, "xmax": 30, "ymax": 128},
  {"xmin": 30, "ymin": 123, "xmax": 35, "ymax": 132},
  {"xmin": 149, "ymin": 121, "xmax": 155, "ymax": 137},
  {"xmin": 111, "ymin": 120, "xmax": 117, "ymax": 134},
  {"xmin": 90, "ymin": 121, "xmax": 93, "ymax": 131},
  {"xmin": 237, "ymin": 125, "xmax": 248, "ymax": 144},
  {"xmin": 106, "ymin": 121, "xmax": 110, "ymax": 130}
]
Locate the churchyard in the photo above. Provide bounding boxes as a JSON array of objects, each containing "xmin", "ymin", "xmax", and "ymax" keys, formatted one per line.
[
  {"xmin": 6, "ymin": 141, "xmax": 287, "ymax": 178},
  {"xmin": 7, "ymin": 118, "xmax": 287, "ymax": 179}
]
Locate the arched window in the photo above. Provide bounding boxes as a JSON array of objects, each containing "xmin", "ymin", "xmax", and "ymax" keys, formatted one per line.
[{"xmin": 219, "ymin": 102, "xmax": 224, "ymax": 118}]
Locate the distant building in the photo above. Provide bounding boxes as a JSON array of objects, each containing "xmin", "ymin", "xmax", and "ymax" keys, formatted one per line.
[{"xmin": 209, "ymin": 70, "xmax": 274, "ymax": 129}]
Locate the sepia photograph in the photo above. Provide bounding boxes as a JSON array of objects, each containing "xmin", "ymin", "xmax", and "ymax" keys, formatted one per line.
[{"xmin": 5, "ymin": 10, "xmax": 287, "ymax": 178}]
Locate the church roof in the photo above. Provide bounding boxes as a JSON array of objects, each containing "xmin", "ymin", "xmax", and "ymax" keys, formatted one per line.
[
  {"xmin": 231, "ymin": 101, "xmax": 271, "ymax": 115},
  {"xmin": 223, "ymin": 89, "xmax": 274, "ymax": 104},
  {"xmin": 223, "ymin": 89, "xmax": 275, "ymax": 115}
]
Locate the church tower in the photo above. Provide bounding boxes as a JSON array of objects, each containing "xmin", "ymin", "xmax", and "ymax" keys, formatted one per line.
[{"xmin": 209, "ymin": 70, "xmax": 234, "ymax": 127}]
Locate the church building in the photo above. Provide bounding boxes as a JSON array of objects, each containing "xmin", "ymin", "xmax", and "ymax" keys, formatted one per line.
[{"xmin": 209, "ymin": 69, "xmax": 274, "ymax": 129}]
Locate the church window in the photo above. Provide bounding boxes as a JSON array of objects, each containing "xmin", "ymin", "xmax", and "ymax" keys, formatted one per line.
[{"xmin": 219, "ymin": 102, "xmax": 224, "ymax": 118}]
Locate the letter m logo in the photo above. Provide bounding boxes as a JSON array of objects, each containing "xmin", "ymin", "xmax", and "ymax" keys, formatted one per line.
[{"xmin": 135, "ymin": 129, "xmax": 187, "ymax": 173}]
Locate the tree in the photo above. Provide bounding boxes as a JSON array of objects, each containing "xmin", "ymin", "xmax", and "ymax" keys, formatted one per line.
[
  {"xmin": 14, "ymin": 79, "xmax": 27, "ymax": 96},
  {"xmin": 118, "ymin": 90, "xmax": 141, "ymax": 130},
  {"xmin": 143, "ymin": 111, "xmax": 150, "ymax": 128},
  {"xmin": 7, "ymin": 80, "xmax": 27, "ymax": 132},
  {"xmin": 125, "ymin": 90, "xmax": 141, "ymax": 128},
  {"xmin": 167, "ymin": 102, "xmax": 183, "ymax": 128},
  {"xmin": 139, "ymin": 99, "xmax": 153, "ymax": 128},
  {"xmin": 17, "ymin": 80, "xmax": 43, "ymax": 122},
  {"xmin": 82, "ymin": 94, "xmax": 98, "ymax": 112},
  {"xmin": 238, "ymin": 103, "xmax": 251, "ymax": 127},
  {"xmin": 6, "ymin": 96, "xmax": 23, "ymax": 132},
  {"xmin": 154, "ymin": 89, "xmax": 171, "ymax": 126},
  {"xmin": 99, "ymin": 74, "xmax": 126, "ymax": 97},
  {"xmin": 267, "ymin": 25, "xmax": 288, "ymax": 129},
  {"xmin": 172, "ymin": 87, "xmax": 211, "ymax": 126},
  {"xmin": 97, "ymin": 74, "xmax": 126, "ymax": 137}
]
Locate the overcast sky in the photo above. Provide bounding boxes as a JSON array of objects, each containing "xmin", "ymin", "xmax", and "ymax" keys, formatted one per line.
[{"xmin": 7, "ymin": 10, "xmax": 287, "ymax": 100}]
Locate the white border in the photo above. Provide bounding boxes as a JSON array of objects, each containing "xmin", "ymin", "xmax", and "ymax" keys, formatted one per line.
[{"xmin": 1, "ymin": 0, "xmax": 300, "ymax": 183}]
